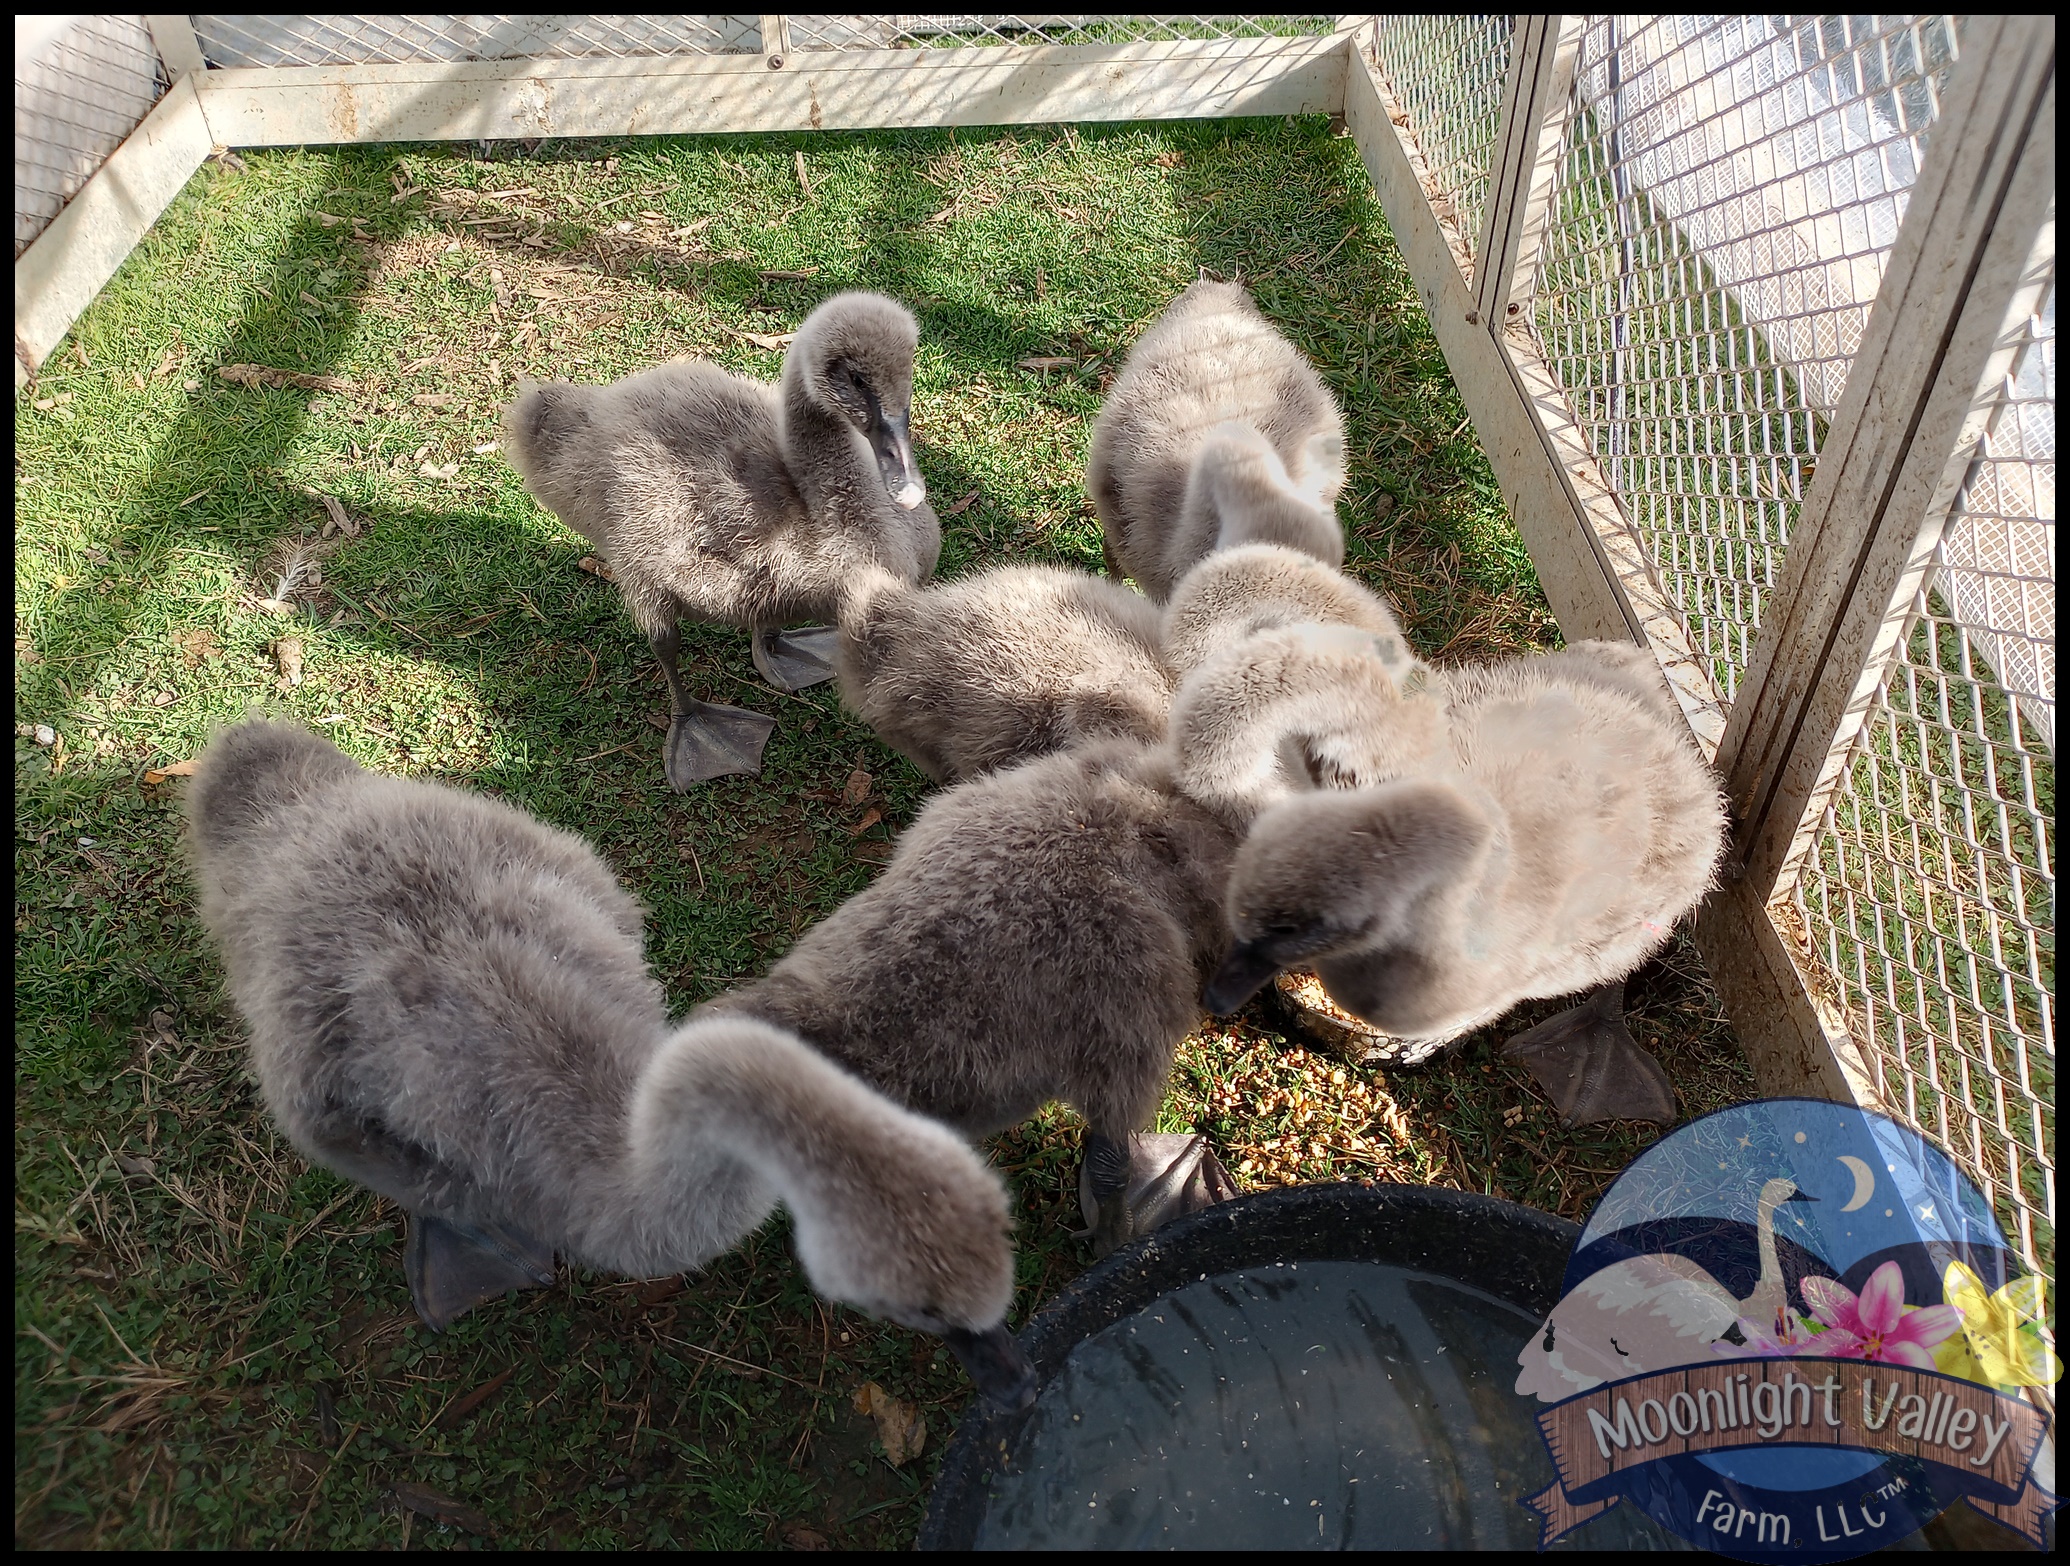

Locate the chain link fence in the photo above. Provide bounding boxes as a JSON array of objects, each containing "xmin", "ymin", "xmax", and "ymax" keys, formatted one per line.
[
  {"xmin": 1377, "ymin": 12, "xmax": 2051, "ymax": 1269},
  {"xmin": 185, "ymin": 15, "xmax": 1333, "ymax": 66},
  {"xmin": 189, "ymin": 15, "xmax": 764, "ymax": 66},
  {"xmin": 14, "ymin": 14, "xmax": 166, "ymax": 257},
  {"xmin": 1368, "ymin": 15, "xmax": 1514, "ymax": 282},
  {"xmin": 1793, "ymin": 261, "xmax": 2056, "ymax": 1267},
  {"xmin": 1530, "ymin": 14, "xmax": 1963, "ymax": 707}
]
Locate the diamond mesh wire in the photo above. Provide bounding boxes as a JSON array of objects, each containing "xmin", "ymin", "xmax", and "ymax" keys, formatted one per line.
[
  {"xmin": 1793, "ymin": 266, "xmax": 2056, "ymax": 1272},
  {"xmin": 190, "ymin": 15, "xmax": 764, "ymax": 68},
  {"xmin": 788, "ymin": 16, "xmax": 1337, "ymax": 51},
  {"xmin": 1368, "ymin": 15, "xmax": 1515, "ymax": 279},
  {"xmin": 1530, "ymin": 15, "xmax": 1961, "ymax": 705},
  {"xmin": 14, "ymin": 15, "xmax": 167, "ymax": 258}
]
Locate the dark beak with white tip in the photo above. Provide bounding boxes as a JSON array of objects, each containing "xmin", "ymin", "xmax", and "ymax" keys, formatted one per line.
[
  {"xmin": 1203, "ymin": 938, "xmax": 1285, "ymax": 1015},
  {"xmin": 942, "ymin": 1324, "xmax": 1038, "ymax": 1412},
  {"xmin": 870, "ymin": 405, "xmax": 926, "ymax": 510}
]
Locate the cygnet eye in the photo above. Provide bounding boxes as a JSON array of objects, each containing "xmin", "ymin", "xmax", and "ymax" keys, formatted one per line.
[{"xmin": 847, "ymin": 366, "xmax": 867, "ymax": 389}]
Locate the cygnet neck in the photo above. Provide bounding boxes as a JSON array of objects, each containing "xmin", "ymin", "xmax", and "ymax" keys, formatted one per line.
[{"xmin": 779, "ymin": 359, "xmax": 887, "ymax": 524}]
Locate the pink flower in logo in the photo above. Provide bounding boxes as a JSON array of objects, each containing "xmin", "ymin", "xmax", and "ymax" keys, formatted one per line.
[{"xmin": 1800, "ymin": 1261, "xmax": 1963, "ymax": 1368}]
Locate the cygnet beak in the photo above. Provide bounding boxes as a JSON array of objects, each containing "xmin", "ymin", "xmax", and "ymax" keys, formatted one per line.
[
  {"xmin": 1203, "ymin": 939, "xmax": 1283, "ymax": 1015},
  {"xmin": 870, "ymin": 407, "xmax": 927, "ymax": 510},
  {"xmin": 942, "ymin": 1324, "xmax": 1037, "ymax": 1412}
]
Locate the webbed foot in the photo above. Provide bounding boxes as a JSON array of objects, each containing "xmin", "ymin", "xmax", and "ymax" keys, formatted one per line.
[
  {"xmin": 751, "ymin": 626, "xmax": 839, "ymax": 692},
  {"xmin": 1503, "ymin": 982, "xmax": 1677, "ymax": 1127},
  {"xmin": 405, "ymin": 1214, "xmax": 557, "ymax": 1331},
  {"xmin": 1077, "ymin": 1131, "xmax": 1238, "ymax": 1256},
  {"xmin": 663, "ymin": 701, "xmax": 778, "ymax": 789}
]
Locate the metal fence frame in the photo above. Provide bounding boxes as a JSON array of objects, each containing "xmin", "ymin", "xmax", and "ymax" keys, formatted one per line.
[{"xmin": 12, "ymin": 14, "xmax": 2056, "ymax": 1269}]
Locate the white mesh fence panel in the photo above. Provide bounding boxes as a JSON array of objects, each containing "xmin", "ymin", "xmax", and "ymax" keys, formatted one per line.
[
  {"xmin": 789, "ymin": 16, "xmax": 1336, "ymax": 50},
  {"xmin": 1531, "ymin": 14, "xmax": 1962, "ymax": 706},
  {"xmin": 1368, "ymin": 15, "xmax": 1515, "ymax": 280},
  {"xmin": 185, "ymin": 15, "xmax": 1333, "ymax": 64},
  {"xmin": 1792, "ymin": 260, "xmax": 2056, "ymax": 1269},
  {"xmin": 14, "ymin": 14, "xmax": 166, "ymax": 257},
  {"xmin": 190, "ymin": 15, "xmax": 765, "ymax": 66}
]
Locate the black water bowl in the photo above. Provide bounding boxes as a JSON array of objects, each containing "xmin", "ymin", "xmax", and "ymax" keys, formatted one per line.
[{"xmin": 920, "ymin": 1181, "xmax": 1690, "ymax": 1551}]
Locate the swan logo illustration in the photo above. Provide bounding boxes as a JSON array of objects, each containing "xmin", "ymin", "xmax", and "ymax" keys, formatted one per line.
[{"xmin": 1514, "ymin": 1099, "xmax": 2057, "ymax": 1562}]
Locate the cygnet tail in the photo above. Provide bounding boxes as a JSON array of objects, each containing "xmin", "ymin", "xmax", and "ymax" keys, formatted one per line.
[
  {"xmin": 184, "ymin": 718, "xmax": 363, "ymax": 857},
  {"xmin": 500, "ymin": 379, "xmax": 590, "ymax": 487},
  {"xmin": 636, "ymin": 1016, "xmax": 1018, "ymax": 1338}
]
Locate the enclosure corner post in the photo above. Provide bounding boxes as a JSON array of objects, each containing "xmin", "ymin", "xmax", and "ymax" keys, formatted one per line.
[
  {"xmin": 145, "ymin": 15, "xmax": 208, "ymax": 79},
  {"xmin": 14, "ymin": 72, "xmax": 217, "ymax": 383},
  {"xmin": 1712, "ymin": 15, "xmax": 2058, "ymax": 905},
  {"xmin": 1475, "ymin": 16, "xmax": 1583, "ymax": 328},
  {"xmin": 1343, "ymin": 46, "xmax": 1639, "ymax": 650}
]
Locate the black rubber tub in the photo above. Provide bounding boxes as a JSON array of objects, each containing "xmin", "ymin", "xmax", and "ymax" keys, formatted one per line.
[{"xmin": 918, "ymin": 1181, "xmax": 1687, "ymax": 1551}]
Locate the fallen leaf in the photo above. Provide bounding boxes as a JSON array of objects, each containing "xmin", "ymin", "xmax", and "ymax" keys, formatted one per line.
[
  {"xmin": 390, "ymin": 1482, "xmax": 491, "ymax": 1536},
  {"xmin": 927, "ymin": 202, "xmax": 958, "ymax": 224},
  {"xmin": 738, "ymin": 330, "xmax": 798, "ymax": 350},
  {"xmin": 274, "ymin": 637, "xmax": 305, "ymax": 687},
  {"xmin": 1017, "ymin": 356, "xmax": 1078, "ymax": 372},
  {"xmin": 636, "ymin": 1276, "xmax": 684, "ymax": 1307},
  {"xmin": 171, "ymin": 627, "xmax": 221, "ymax": 668},
  {"xmin": 116, "ymin": 1153, "xmax": 157, "ymax": 1178},
  {"xmin": 943, "ymin": 487, "xmax": 980, "ymax": 516},
  {"xmin": 577, "ymin": 555, "xmax": 617, "ymax": 581},
  {"xmin": 142, "ymin": 758, "xmax": 201, "ymax": 784},
  {"xmin": 411, "ymin": 393, "xmax": 457, "ymax": 407},
  {"xmin": 419, "ymin": 461, "xmax": 461, "ymax": 480},
  {"xmin": 842, "ymin": 768, "xmax": 873, "ymax": 808},
  {"xmin": 145, "ymin": 1008, "xmax": 180, "ymax": 1046},
  {"xmin": 646, "ymin": 713, "xmax": 671, "ymax": 731},
  {"xmin": 1153, "ymin": 149, "xmax": 1184, "ymax": 168},
  {"xmin": 759, "ymin": 267, "xmax": 820, "ymax": 281},
  {"xmin": 305, "ymin": 489, "xmax": 360, "ymax": 539},
  {"xmin": 847, "ymin": 806, "xmax": 883, "ymax": 837},
  {"xmin": 778, "ymin": 1522, "xmax": 831, "ymax": 1550},
  {"xmin": 218, "ymin": 363, "xmax": 353, "ymax": 393},
  {"xmin": 852, "ymin": 1382, "xmax": 925, "ymax": 1467},
  {"xmin": 254, "ymin": 598, "xmax": 296, "ymax": 616},
  {"xmin": 438, "ymin": 1365, "xmax": 518, "ymax": 1429}
]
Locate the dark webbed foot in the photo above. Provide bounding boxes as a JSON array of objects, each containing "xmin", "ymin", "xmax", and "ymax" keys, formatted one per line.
[
  {"xmin": 1503, "ymin": 982, "xmax": 1677, "ymax": 1127},
  {"xmin": 1078, "ymin": 1131, "xmax": 1239, "ymax": 1256},
  {"xmin": 752, "ymin": 626, "xmax": 839, "ymax": 692},
  {"xmin": 663, "ymin": 701, "xmax": 778, "ymax": 790},
  {"xmin": 405, "ymin": 1214, "xmax": 557, "ymax": 1330}
]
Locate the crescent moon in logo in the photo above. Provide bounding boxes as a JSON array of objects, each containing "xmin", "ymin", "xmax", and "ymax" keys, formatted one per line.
[{"xmin": 1837, "ymin": 1155, "xmax": 1876, "ymax": 1213}]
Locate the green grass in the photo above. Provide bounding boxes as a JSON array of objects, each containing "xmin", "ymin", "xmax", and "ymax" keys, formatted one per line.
[{"xmin": 14, "ymin": 117, "xmax": 1753, "ymax": 1549}]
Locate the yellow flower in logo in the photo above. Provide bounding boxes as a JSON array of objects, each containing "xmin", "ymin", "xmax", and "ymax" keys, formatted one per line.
[{"xmin": 1934, "ymin": 1262, "xmax": 2061, "ymax": 1388}]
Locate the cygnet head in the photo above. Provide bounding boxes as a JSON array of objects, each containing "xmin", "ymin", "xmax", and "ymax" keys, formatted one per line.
[
  {"xmin": 1202, "ymin": 780, "xmax": 1494, "ymax": 1017},
  {"xmin": 786, "ymin": 291, "xmax": 928, "ymax": 510},
  {"xmin": 649, "ymin": 1015, "xmax": 1033, "ymax": 1407},
  {"xmin": 1170, "ymin": 620, "xmax": 1448, "ymax": 823},
  {"xmin": 1189, "ymin": 422, "xmax": 1344, "ymax": 569}
]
